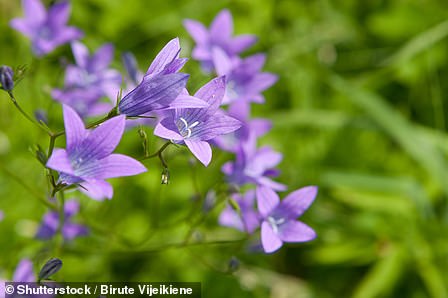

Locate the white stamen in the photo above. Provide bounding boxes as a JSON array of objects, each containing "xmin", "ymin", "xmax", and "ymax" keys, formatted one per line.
[
  {"xmin": 267, "ymin": 216, "xmax": 285, "ymax": 234},
  {"xmin": 177, "ymin": 117, "xmax": 200, "ymax": 139}
]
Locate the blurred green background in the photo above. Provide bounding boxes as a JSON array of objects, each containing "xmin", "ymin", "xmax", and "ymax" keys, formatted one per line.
[{"xmin": 2, "ymin": 0, "xmax": 448, "ymax": 297}]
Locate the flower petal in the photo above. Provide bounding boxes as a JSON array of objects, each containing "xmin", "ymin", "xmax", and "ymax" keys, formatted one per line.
[
  {"xmin": 62, "ymin": 104, "xmax": 87, "ymax": 152},
  {"xmin": 228, "ymin": 35, "xmax": 258, "ymax": 54},
  {"xmin": 179, "ymin": 76, "xmax": 226, "ymax": 123},
  {"xmin": 256, "ymin": 186, "xmax": 280, "ymax": 217},
  {"xmin": 46, "ymin": 148, "xmax": 74, "ymax": 175},
  {"xmin": 81, "ymin": 115, "xmax": 125, "ymax": 160},
  {"xmin": 168, "ymin": 94, "xmax": 208, "ymax": 109},
  {"xmin": 96, "ymin": 154, "xmax": 147, "ymax": 179},
  {"xmin": 154, "ymin": 117, "xmax": 183, "ymax": 141},
  {"xmin": 183, "ymin": 19, "xmax": 208, "ymax": 44},
  {"xmin": 261, "ymin": 221, "xmax": 283, "ymax": 253},
  {"xmin": 257, "ymin": 176, "xmax": 287, "ymax": 192},
  {"xmin": 90, "ymin": 43, "xmax": 114, "ymax": 72},
  {"xmin": 23, "ymin": 0, "xmax": 46, "ymax": 24},
  {"xmin": 13, "ymin": 259, "xmax": 35, "ymax": 282},
  {"xmin": 147, "ymin": 38, "xmax": 181, "ymax": 75},
  {"xmin": 278, "ymin": 221, "xmax": 316, "ymax": 243},
  {"xmin": 71, "ymin": 41, "xmax": 89, "ymax": 69},
  {"xmin": 48, "ymin": 0, "xmax": 70, "ymax": 27},
  {"xmin": 277, "ymin": 186, "xmax": 318, "ymax": 218},
  {"xmin": 185, "ymin": 139, "xmax": 212, "ymax": 166},
  {"xmin": 79, "ymin": 179, "xmax": 113, "ymax": 200},
  {"xmin": 118, "ymin": 73, "xmax": 189, "ymax": 116},
  {"xmin": 212, "ymin": 47, "xmax": 233, "ymax": 76},
  {"xmin": 190, "ymin": 113, "xmax": 242, "ymax": 141},
  {"xmin": 210, "ymin": 9, "xmax": 233, "ymax": 43}
]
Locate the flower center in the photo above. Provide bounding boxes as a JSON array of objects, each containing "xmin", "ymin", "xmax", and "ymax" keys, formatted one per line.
[
  {"xmin": 267, "ymin": 216, "xmax": 285, "ymax": 234},
  {"xmin": 176, "ymin": 117, "xmax": 199, "ymax": 139}
]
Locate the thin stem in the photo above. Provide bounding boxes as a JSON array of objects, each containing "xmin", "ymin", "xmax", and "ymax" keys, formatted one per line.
[
  {"xmin": 141, "ymin": 141, "xmax": 171, "ymax": 160},
  {"xmin": 0, "ymin": 165, "xmax": 57, "ymax": 210},
  {"xmin": 8, "ymin": 91, "xmax": 52, "ymax": 135}
]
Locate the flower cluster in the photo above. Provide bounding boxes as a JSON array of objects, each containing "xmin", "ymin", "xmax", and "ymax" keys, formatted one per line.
[
  {"xmin": 185, "ymin": 10, "xmax": 317, "ymax": 253},
  {"xmin": 6, "ymin": 0, "xmax": 317, "ymax": 260}
]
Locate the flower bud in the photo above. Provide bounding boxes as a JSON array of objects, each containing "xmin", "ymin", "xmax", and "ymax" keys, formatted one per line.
[
  {"xmin": 0, "ymin": 65, "xmax": 14, "ymax": 91},
  {"xmin": 161, "ymin": 168, "xmax": 170, "ymax": 184},
  {"xmin": 38, "ymin": 258, "xmax": 63, "ymax": 281},
  {"xmin": 227, "ymin": 256, "xmax": 240, "ymax": 273}
]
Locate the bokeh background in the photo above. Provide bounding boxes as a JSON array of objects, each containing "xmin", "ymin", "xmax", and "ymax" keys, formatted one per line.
[{"xmin": 2, "ymin": 0, "xmax": 448, "ymax": 297}]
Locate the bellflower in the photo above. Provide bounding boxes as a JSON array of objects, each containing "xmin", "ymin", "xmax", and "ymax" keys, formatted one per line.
[
  {"xmin": 222, "ymin": 144, "xmax": 286, "ymax": 191},
  {"xmin": 218, "ymin": 190, "xmax": 260, "ymax": 234},
  {"xmin": 183, "ymin": 9, "xmax": 257, "ymax": 72},
  {"xmin": 213, "ymin": 101, "xmax": 271, "ymax": 153},
  {"xmin": 36, "ymin": 200, "xmax": 88, "ymax": 241},
  {"xmin": 154, "ymin": 76, "xmax": 242, "ymax": 166},
  {"xmin": 257, "ymin": 186, "xmax": 317, "ymax": 253},
  {"xmin": 118, "ymin": 38, "xmax": 197, "ymax": 117},
  {"xmin": 10, "ymin": 0, "xmax": 83, "ymax": 57},
  {"xmin": 52, "ymin": 42, "xmax": 121, "ymax": 118},
  {"xmin": 213, "ymin": 49, "xmax": 278, "ymax": 105},
  {"xmin": 46, "ymin": 105, "xmax": 147, "ymax": 200}
]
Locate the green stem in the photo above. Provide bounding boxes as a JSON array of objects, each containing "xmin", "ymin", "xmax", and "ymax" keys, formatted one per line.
[{"xmin": 0, "ymin": 165, "xmax": 57, "ymax": 210}]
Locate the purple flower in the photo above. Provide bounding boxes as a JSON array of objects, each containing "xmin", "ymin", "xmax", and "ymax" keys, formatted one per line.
[
  {"xmin": 10, "ymin": 0, "xmax": 83, "ymax": 57},
  {"xmin": 52, "ymin": 42, "xmax": 121, "ymax": 118},
  {"xmin": 154, "ymin": 76, "xmax": 241, "ymax": 166},
  {"xmin": 213, "ymin": 49, "xmax": 278, "ymax": 105},
  {"xmin": 0, "ymin": 210, "xmax": 3, "ymax": 221},
  {"xmin": 46, "ymin": 105, "xmax": 147, "ymax": 200},
  {"xmin": 222, "ymin": 144, "xmax": 286, "ymax": 191},
  {"xmin": 213, "ymin": 101, "xmax": 271, "ymax": 153},
  {"xmin": 118, "ymin": 38, "xmax": 191, "ymax": 117},
  {"xmin": 257, "ymin": 186, "xmax": 317, "ymax": 253},
  {"xmin": 36, "ymin": 200, "xmax": 88, "ymax": 241},
  {"xmin": 12, "ymin": 259, "xmax": 35, "ymax": 282},
  {"xmin": 184, "ymin": 9, "xmax": 257, "ymax": 72},
  {"xmin": 218, "ymin": 190, "xmax": 260, "ymax": 234}
]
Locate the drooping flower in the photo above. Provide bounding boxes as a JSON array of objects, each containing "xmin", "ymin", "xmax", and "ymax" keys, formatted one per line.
[
  {"xmin": 46, "ymin": 105, "xmax": 147, "ymax": 200},
  {"xmin": 52, "ymin": 42, "xmax": 121, "ymax": 118},
  {"xmin": 118, "ymin": 38, "xmax": 194, "ymax": 117},
  {"xmin": 154, "ymin": 76, "xmax": 241, "ymax": 166},
  {"xmin": 222, "ymin": 144, "xmax": 286, "ymax": 191},
  {"xmin": 218, "ymin": 189, "xmax": 260, "ymax": 234},
  {"xmin": 257, "ymin": 186, "xmax": 317, "ymax": 253},
  {"xmin": 213, "ymin": 100, "xmax": 271, "ymax": 153},
  {"xmin": 183, "ymin": 9, "xmax": 257, "ymax": 72},
  {"xmin": 213, "ymin": 49, "xmax": 278, "ymax": 105},
  {"xmin": 10, "ymin": 0, "xmax": 83, "ymax": 57},
  {"xmin": 36, "ymin": 200, "xmax": 88, "ymax": 241}
]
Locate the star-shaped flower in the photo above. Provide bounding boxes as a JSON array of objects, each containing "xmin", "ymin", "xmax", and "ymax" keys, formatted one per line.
[
  {"xmin": 257, "ymin": 186, "xmax": 317, "ymax": 253},
  {"xmin": 46, "ymin": 105, "xmax": 147, "ymax": 200},
  {"xmin": 154, "ymin": 76, "xmax": 241, "ymax": 166},
  {"xmin": 52, "ymin": 42, "xmax": 121, "ymax": 118},
  {"xmin": 184, "ymin": 9, "xmax": 257, "ymax": 72},
  {"xmin": 10, "ymin": 0, "xmax": 83, "ymax": 56}
]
